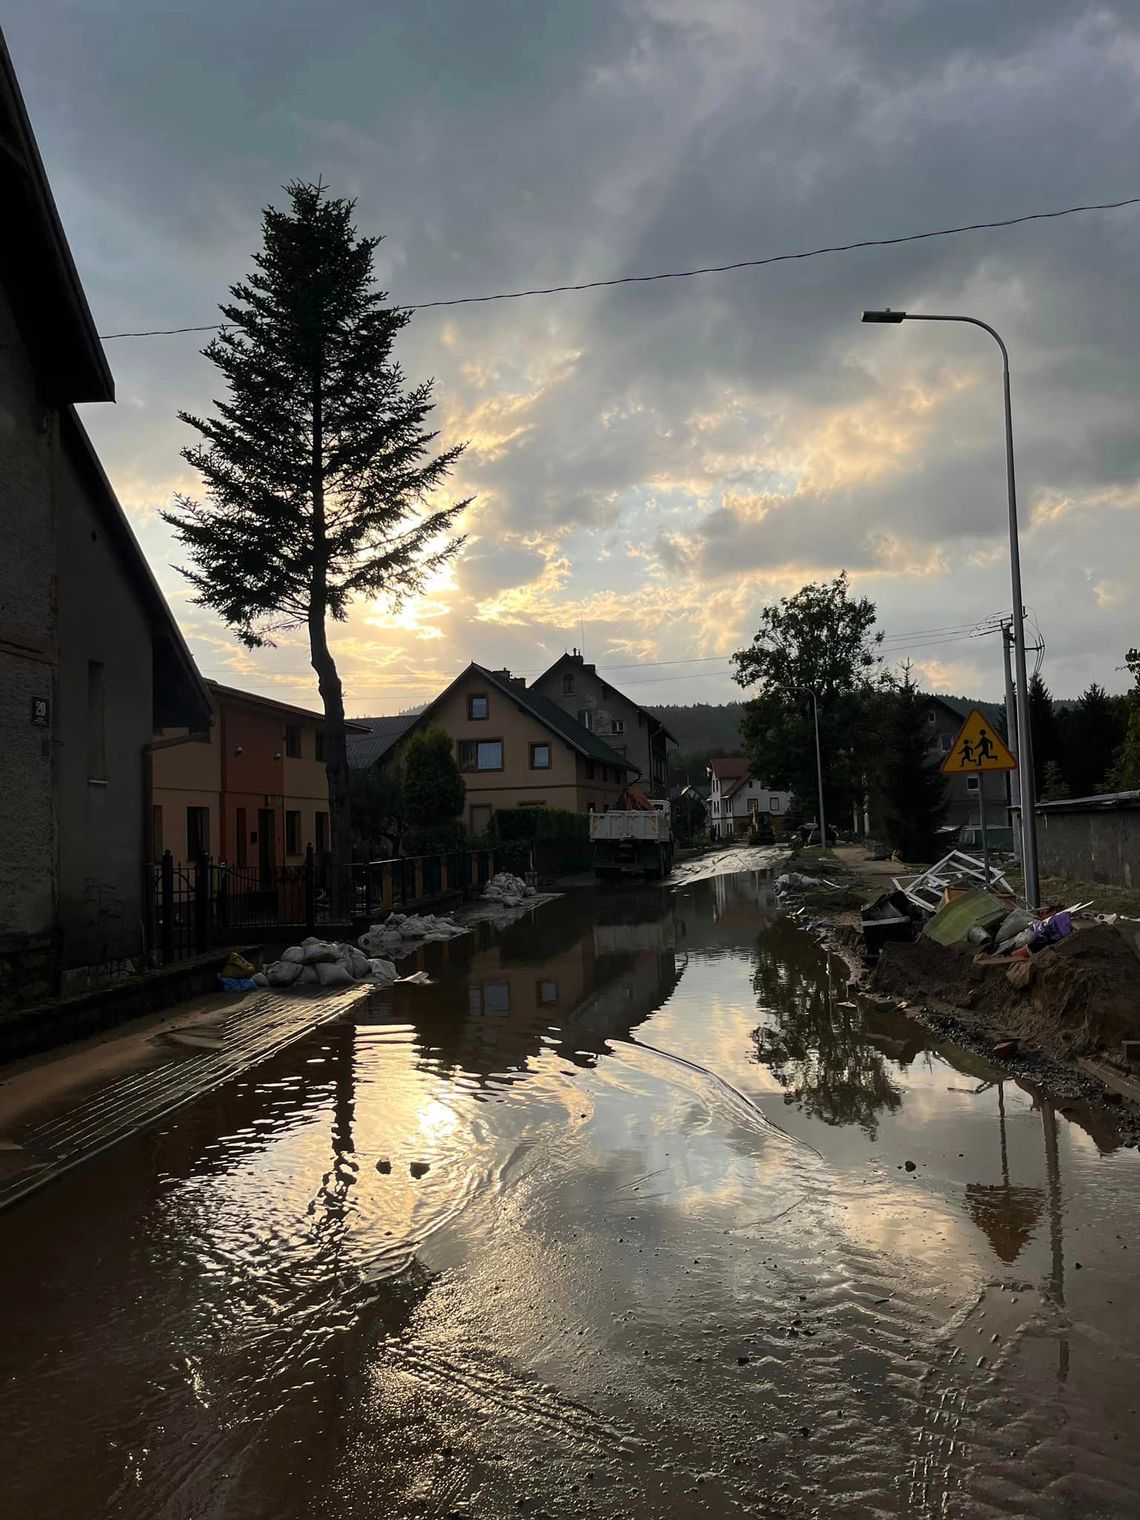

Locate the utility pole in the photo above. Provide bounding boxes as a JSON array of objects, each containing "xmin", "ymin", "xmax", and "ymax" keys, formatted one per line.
[{"xmin": 1001, "ymin": 622, "xmax": 1022, "ymax": 861}]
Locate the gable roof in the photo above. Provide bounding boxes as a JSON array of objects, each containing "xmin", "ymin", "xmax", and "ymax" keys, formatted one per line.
[
  {"xmin": 536, "ymin": 652, "xmax": 679, "ymax": 744},
  {"xmin": 0, "ymin": 30, "xmax": 113, "ymax": 401},
  {"xmin": 345, "ymin": 713, "xmax": 418, "ymax": 769},
  {"xmin": 932, "ymin": 694, "xmax": 1005, "ymax": 728},
  {"xmin": 708, "ymin": 756, "xmax": 749, "ymax": 782},
  {"xmin": 63, "ymin": 409, "xmax": 212, "ymax": 731},
  {"xmin": 407, "ymin": 663, "xmax": 636, "ymax": 771}
]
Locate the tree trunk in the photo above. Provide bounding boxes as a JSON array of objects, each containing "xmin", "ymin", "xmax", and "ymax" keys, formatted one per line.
[{"xmin": 308, "ymin": 350, "xmax": 354, "ymax": 918}]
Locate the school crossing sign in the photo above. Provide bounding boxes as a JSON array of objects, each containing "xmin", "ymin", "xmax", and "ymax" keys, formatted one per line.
[{"xmin": 940, "ymin": 708, "xmax": 1018, "ymax": 775}]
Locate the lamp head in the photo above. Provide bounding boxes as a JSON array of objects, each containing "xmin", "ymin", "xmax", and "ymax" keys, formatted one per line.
[{"xmin": 861, "ymin": 309, "xmax": 907, "ymax": 324}]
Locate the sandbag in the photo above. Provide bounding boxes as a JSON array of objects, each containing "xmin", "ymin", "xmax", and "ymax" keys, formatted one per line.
[
  {"xmin": 368, "ymin": 958, "xmax": 397, "ymax": 983},
  {"xmin": 297, "ymin": 964, "xmax": 320, "ymax": 984},
  {"xmin": 302, "ymin": 942, "xmax": 338, "ymax": 964},
  {"xmin": 281, "ymin": 945, "xmax": 306, "ymax": 964},
  {"xmin": 266, "ymin": 959, "xmax": 302, "ymax": 988},
  {"xmin": 315, "ymin": 959, "xmax": 355, "ymax": 988}
]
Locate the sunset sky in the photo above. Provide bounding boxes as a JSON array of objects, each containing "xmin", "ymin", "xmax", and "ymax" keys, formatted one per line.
[{"xmin": 9, "ymin": 1, "xmax": 1139, "ymax": 713}]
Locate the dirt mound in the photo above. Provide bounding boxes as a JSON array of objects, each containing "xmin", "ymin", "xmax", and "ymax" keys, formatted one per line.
[{"xmin": 873, "ymin": 922, "xmax": 1140, "ymax": 1063}]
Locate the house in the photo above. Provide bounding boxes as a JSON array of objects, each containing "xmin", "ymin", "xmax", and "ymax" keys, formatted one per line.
[
  {"xmin": 380, "ymin": 663, "xmax": 636, "ymax": 833},
  {"xmin": 530, "ymin": 650, "xmax": 676, "ymax": 795},
  {"xmin": 151, "ymin": 683, "xmax": 369, "ymax": 876},
  {"xmin": 0, "ymin": 33, "xmax": 212, "ymax": 1004},
  {"xmin": 926, "ymin": 696, "xmax": 1011, "ymax": 831},
  {"xmin": 707, "ymin": 759, "xmax": 793, "ymax": 839}
]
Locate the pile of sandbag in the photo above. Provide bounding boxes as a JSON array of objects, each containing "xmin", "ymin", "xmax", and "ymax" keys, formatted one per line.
[
  {"xmin": 481, "ymin": 872, "xmax": 535, "ymax": 907},
  {"xmin": 261, "ymin": 937, "xmax": 399, "ymax": 990},
  {"xmin": 357, "ymin": 911, "xmax": 469, "ymax": 958}
]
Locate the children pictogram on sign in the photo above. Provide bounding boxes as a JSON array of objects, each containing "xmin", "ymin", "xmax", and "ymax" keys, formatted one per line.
[{"xmin": 940, "ymin": 708, "xmax": 1017, "ymax": 775}]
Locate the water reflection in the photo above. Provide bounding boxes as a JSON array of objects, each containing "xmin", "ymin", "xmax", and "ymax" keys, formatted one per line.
[{"xmin": 750, "ymin": 919, "xmax": 904, "ymax": 1136}]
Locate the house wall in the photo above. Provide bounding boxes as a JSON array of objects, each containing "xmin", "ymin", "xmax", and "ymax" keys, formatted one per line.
[
  {"xmin": 1037, "ymin": 809, "xmax": 1140, "ymax": 889},
  {"xmin": 532, "ymin": 658, "xmax": 669, "ymax": 792},
  {"xmin": 152, "ymin": 697, "xmax": 332, "ymax": 870},
  {"xmin": 55, "ymin": 425, "xmax": 155, "ymax": 973},
  {"xmin": 0, "ymin": 282, "xmax": 58, "ymax": 985},
  {"xmin": 389, "ymin": 670, "xmax": 626, "ymax": 831},
  {"xmin": 928, "ymin": 704, "xmax": 1010, "ymax": 829}
]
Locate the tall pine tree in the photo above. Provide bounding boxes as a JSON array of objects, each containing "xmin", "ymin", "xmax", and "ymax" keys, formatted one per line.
[
  {"xmin": 164, "ymin": 183, "xmax": 468, "ymax": 895},
  {"xmin": 880, "ymin": 664, "xmax": 947, "ymax": 862}
]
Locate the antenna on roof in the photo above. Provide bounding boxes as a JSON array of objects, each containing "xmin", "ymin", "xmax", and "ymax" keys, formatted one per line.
[{"xmin": 580, "ymin": 615, "xmax": 585, "ymax": 656}]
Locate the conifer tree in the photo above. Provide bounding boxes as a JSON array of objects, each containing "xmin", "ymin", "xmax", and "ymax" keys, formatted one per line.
[
  {"xmin": 164, "ymin": 183, "xmax": 468, "ymax": 895},
  {"xmin": 880, "ymin": 664, "xmax": 947, "ymax": 862}
]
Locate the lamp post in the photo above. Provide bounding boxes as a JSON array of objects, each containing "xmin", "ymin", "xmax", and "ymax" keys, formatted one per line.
[
  {"xmin": 860, "ymin": 309, "xmax": 1039, "ymax": 907},
  {"xmin": 790, "ymin": 686, "xmax": 827, "ymax": 851}
]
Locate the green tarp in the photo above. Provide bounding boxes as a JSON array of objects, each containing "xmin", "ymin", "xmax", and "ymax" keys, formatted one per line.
[{"xmin": 922, "ymin": 890, "xmax": 1008, "ymax": 946}]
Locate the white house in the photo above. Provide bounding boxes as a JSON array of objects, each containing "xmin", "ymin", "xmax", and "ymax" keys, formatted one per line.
[{"xmin": 707, "ymin": 758, "xmax": 793, "ymax": 840}]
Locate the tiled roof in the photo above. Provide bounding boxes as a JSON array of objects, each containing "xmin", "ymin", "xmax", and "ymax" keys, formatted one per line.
[
  {"xmin": 345, "ymin": 714, "xmax": 418, "ymax": 769},
  {"xmin": 708, "ymin": 757, "xmax": 749, "ymax": 781}
]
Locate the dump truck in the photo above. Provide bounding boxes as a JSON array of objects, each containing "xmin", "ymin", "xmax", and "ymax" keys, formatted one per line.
[{"xmin": 589, "ymin": 802, "xmax": 674, "ymax": 880}]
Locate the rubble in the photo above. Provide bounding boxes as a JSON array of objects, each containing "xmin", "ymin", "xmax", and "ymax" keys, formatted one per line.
[{"xmin": 480, "ymin": 872, "xmax": 536, "ymax": 908}]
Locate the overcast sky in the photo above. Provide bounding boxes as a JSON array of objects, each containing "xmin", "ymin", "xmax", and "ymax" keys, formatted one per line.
[{"xmin": 9, "ymin": 1, "xmax": 1140, "ymax": 713}]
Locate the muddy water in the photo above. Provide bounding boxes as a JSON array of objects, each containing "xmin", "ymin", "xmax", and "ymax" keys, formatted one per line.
[{"xmin": 2, "ymin": 869, "xmax": 1139, "ymax": 1519}]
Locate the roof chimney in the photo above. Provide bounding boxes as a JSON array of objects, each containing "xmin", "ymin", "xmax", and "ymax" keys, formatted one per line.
[{"xmin": 491, "ymin": 668, "xmax": 527, "ymax": 690}]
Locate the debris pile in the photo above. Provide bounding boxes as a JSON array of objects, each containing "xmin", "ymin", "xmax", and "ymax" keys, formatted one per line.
[
  {"xmin": 257, "ymin": 936, "xmax": 403, "ymax": 990},
  {"xmin": 358, "ymin": 911, "xmax": 469, "ymax": 957},
  {"xmin": 481, "ymin": 872, "xmax": 536, "ymax": 907}
]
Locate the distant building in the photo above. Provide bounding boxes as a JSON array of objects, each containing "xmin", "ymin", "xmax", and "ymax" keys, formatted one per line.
[
  {"xmin": 151, "ymin": 683, "xmax": 369, "ymax": 874},
  {"xmin": 345, "ymin": 714, "xmax": 418, "ymax": 772},
  {"xmin": 378, "ymin": 663, "xmax": 635, "ymax": 833},
  {"xmin": 531, "ymin": 651, "xmax": 676, "ymax": 795},
  {"xmin": 926, "ymin": 696, "xmax": 1011, "ymax": 831},
  {"xmin": 707, "ymin": 759, "xmax": 792, "ymax": 839},
  {"xmin": 1030, "ymin": 790, "xmax": 1140, "ymax": 890},
  {"xmin": 0, "ymin": 36, "xmax": 212, "ymax": 1005}
]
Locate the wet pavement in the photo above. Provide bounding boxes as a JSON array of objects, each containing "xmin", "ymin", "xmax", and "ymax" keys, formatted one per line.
[{"xmin": 2, "ymin": 862, "xmax": 1139, "ymax": 1518}]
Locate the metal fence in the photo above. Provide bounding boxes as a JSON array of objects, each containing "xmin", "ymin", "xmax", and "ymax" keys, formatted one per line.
[{"xmin": 150, "ymin": 847, "xmax": 495, "ymax": 963}]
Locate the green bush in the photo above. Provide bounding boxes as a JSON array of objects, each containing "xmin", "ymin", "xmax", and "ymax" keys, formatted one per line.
[{"xmin": 489, "ymin": 808, "xmax": 590, "ymax": 873}]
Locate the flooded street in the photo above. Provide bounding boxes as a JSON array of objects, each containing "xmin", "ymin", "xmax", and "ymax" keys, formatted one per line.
[{"xmin": 2, "ymin": 864, "xmax": 1139, "ymax": 1519}]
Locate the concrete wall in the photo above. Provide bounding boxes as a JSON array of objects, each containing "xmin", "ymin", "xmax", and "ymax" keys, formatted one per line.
[
  {"xmin": 0, "ymin": 282, "xmax": 58, "ymax": 981},
  {"xmin": 54, "ymin": 432, "xmax": 154, "ymax": 973},
  {"xmin": 1037, "ymin": 809, "xmax": 1140, "ymax": 889},
  {"xmin": 392, "ymin": 670, "xmax": 626, "ymax": 830}
]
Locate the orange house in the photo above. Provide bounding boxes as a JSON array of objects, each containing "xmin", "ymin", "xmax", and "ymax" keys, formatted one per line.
[{"xmin": 151, "ymin": 682, "xmax": 367, "ymax": 874}]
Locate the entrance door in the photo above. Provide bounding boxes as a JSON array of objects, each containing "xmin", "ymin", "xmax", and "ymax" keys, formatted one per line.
[{"xmin": 258, "ymin": 808, "xmax": 276, "ymax": 885}]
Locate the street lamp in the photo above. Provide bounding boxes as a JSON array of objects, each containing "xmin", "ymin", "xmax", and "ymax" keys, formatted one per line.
[
  {"xmin": 860, "ymin": 308, "xmax": 1039, "ymax": 907},
  {"xmin": 790, "ymin": 686, "xmax": 827, "ymax": 852}
]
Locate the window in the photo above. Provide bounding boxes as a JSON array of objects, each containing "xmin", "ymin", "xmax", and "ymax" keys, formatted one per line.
[
  {"xmin": 285, "ymin": 724, "xmax": 302, "ymax": 758},
  {"xmin": 966, "ymin": 776, "xmax": 980, "ymax": 793},
  {"xmin": 236, "ymin": 807, "xmax": 247, "ymax": 867},
  {"xmin": 577, "ymin": 708, "xmax": 593, "ymax": 731},
  {"xmin": 536, "ymin": 980, "xmax": 559, "ymax": 1006},
  {"xmin": 470, "ymin": 981, "xmax": 511, "ymax": 1016},
  {"xmin": 563, "ymin": 673, "xmax": 575, "ymax": 695},
  {"xmin": 586, "ymin": 761, "xmax": 596, "ymax": 780},
  {"xmin": 285, "ymin": 810, "xmax": 301, "ymax": 855},
  {"xmin": 87, "ymin": 660, "xmax": 106, "ymax": 781},
  {"xmin": 610, "ymin": 718, "xmax": 625, "ymax": 735},
  {"xmin": 315, "ymin": 730, "xmax": 326, "ymax": 762},
  {"xmin": 769, "ymin": 796, "xmax": 781, "ymax": 813},
  {"xmin": 926, "ymin": 708, "xmax": 937, "ymax": 725},
  {"xmin": 459, "ymin": 738, "xmax": 503, "ymax": 771},
  {"xmin": 529, "ymin": 742, "xmax": 552, "ymax": 769},
  {"xmin": 315, "ymin": 811, "xmax": 329, "ymax": 854},
  {"xmin": 467, "ymin": 693, "xmax": 489, "ymax": 720},
  {"xmin": 186, "ymin": 806, "xmax": 209, "ymax": 860}
]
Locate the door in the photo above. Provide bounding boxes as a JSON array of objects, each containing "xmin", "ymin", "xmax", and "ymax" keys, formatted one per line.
[{"xmin": 258, "ymin": 808, "xmax": 276, "ymax": 885}]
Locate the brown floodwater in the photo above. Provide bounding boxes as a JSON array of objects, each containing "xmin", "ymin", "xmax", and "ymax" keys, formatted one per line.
[{"xmin": 2, "ymin": 866, "xmax": 1138, "ymax": 1519}]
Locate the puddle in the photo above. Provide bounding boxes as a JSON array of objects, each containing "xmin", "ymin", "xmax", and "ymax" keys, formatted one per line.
[{"xmin": 0, "ymin": 867, "xmax": 1138, "ymax": 1518}]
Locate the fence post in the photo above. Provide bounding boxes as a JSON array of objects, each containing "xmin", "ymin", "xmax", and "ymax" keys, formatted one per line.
[
  {"xmin": 193, "ymin": 854, "xmax": 210, "ymax": 954},
  {"xmin": 216, "ymin": 861, "xmax": 228, "ymax": 929},
  {"xmin": 160, "ymin": 851, "xmax": 174, "ymax": 963},
  {"xmin": 304, "ymin": 845, "xmax": 316, "ymax": 933}
]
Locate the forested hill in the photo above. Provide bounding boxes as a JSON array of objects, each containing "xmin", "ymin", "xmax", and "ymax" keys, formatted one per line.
[{"xmin": 649, "ymin": 702, "xmax": 745, "ymax": 752}]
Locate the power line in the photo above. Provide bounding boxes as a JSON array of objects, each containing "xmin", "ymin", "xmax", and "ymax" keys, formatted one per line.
[{"xmin": 96, "ymin": 192, "xmax": 1140, "ymax": 339}]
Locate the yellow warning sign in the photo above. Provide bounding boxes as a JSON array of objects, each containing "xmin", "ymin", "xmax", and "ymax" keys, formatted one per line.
[{"xmin": 940, "ymin": 708, "xmax": 1018, "ymax": 775}]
